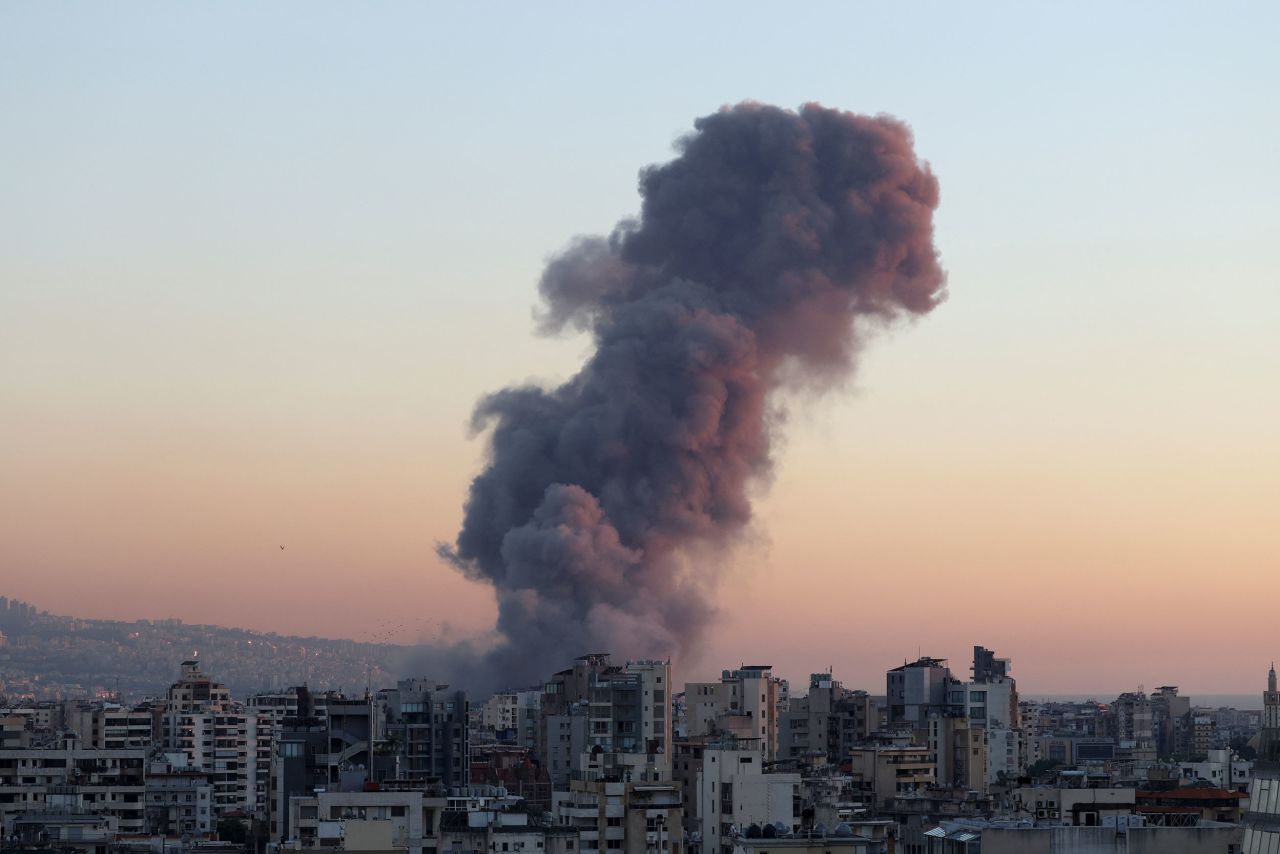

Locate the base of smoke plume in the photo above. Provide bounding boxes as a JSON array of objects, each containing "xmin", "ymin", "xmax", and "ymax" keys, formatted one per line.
[{"xmin": 413, "ymin": 537, "xmax": 736, "ymax": 697}]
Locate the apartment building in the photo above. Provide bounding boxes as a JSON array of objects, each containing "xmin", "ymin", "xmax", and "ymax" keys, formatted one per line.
[
  {"xmin": 378, "ymin": 679, "xmax": 470, "ymax": 788},
  {"xmin": 172, "ymin": 709, "xmax": 272, "ymax": 818},
  {"xmin": 847, "ymin": 745, "xmax": 934, "ymax": 809},
  {"xmin": 926, "ymin": 715, "xmax": 987, "ymax": 796},
  {"xmin": 283, "ymin": 786, "xmax": 448, "ymax": 854},
  {"xmin": 553, "ymin": 778, "xmax": 683, "ymax": 854},
  {"xmin": 162, "ymin": 660, "xmax": 233, "ymax": 745},
  {"xmin": 478, "ymin": 690, "xmax": 542, "ymax": 749},
  {"xmin": 0, "ymin": 744, "xmax": 147, "ymax": 836},
  {"xmin": 541, "ymin": 656, "xmax": 672, "ymax": 787},
  {"xmin": 267, "ymin": 690, "xmax": 384, "ymax": 842},
  {"xmin": 64, "ymin": 701, "xmax": 156, "ymax": 750},
  {"xmin": 885, "ymin": 659, "xmax": 954, "ymax": 731},
  {"xmin": 692, "ymin": 744, "xmax": 799, "ymax": 854},
  {"xmin": 778, "ymin": 674, "xmax": 840, "ymax": 763},
  {"xmin": 144, "ymin": 759, "xmax": 213, "ymax": 836},
  {"xmin": 684, "ymin": 667, "xmax": 785, "ymax": 762}
]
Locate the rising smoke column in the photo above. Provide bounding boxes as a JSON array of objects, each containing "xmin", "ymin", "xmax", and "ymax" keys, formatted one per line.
[{"xmin": 438, "ymin": 102, "xmax": 946, "ymax": 690}]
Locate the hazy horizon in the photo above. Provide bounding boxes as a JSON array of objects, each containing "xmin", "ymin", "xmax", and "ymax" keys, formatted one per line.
[{"xmin": 5, "ymin": 592, "xmax": 1274, "ymax": 703}]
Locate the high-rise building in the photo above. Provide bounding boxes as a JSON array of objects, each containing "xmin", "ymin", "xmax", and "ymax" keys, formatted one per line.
[
  {"xmin": 1110, "ymin": 692, "xmax": 1155, "ymax": 751},
  {"xmin": 161, "ymin": 661, "xmax": 272, "ymax": 819},
  {"xmin": 162, "ymin": 660, "xmax": 232, "ymax": 746},
  {"xmin": 266, "ymin": 688, "xmax": 383, "ymax": 843},
  {"xmin": 683, "ymin": 666, "xmax": 786, "ymax": 761},
  {"xmin": 476, "ymin": 689, "xmax": 541, "ymax": 749},
  {"xmin": 1262, "ymin": 664, "xmax": 1280, "ymax": 758},
  {"xmin": 1239, "ymin": 665, "xmax": 1280, "ymax": 852},
  {"xmin": 927, "ymin": 713, "xmax": 988, "ymax": 795},
  {"xmin": 1150, "ymin": 686, "xmax": 1191, "ymax": 756},
  {"xmin": 377, "ymin": 679, "xmax": 470, "ymax": 788},
  {"xmin": 539, "ymin": 655, "xmax": 673, "ymax": 786},
  {"xmin": 886, "ymin": 657, "xmax": 956, "ymax": 730},
  {"xmin": 778, "ymin": 673, "xmax": 843, "ymax": 762},
  {"xmin": 971, "ymin": 646, "xmax": 1010, "ymax": 683}
]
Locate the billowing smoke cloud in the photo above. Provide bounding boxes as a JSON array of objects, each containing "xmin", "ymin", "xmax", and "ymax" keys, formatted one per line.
[{"xmin": 432, "ymin": 101, "xmax": 945, "ymax": 691}]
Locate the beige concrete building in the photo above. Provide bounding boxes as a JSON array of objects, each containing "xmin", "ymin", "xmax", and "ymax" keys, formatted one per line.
[
  {"xmin": 283, "ymin": 787, "xmax": 447, "ymax": 854},
  {"xmin": 684, "ymin": 668, "xmax": 785, "ymax": 762},
  {"xmin": 847, "ymin": 745, "xmax": 933, "ymax": 809},
  {"xmin": 927, "ymin": 716, "xmax": 987, "ymax": 796},
  {"xmin": 553, "ymin": 778, "xmax": 683, "ymax": 854}
]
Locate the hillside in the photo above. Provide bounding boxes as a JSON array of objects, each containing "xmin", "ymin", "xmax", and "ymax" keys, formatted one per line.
[{"xmin": 0, "ymin": 596, "xmax": 404, "ymax": 701}]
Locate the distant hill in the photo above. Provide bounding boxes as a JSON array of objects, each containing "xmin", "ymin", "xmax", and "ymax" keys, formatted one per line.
[{"xmin": 0, "ymin": 596, "xmax": 405, "ymax": 702}]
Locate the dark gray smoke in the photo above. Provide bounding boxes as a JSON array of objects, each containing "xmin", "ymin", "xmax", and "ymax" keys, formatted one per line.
[{"xmin": 432, "ymin": 101, "xmax": 945, "ymax": 691}]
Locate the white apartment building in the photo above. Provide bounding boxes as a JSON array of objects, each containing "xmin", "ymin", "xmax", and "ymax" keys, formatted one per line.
[
  {"xmin": 1178, "ymin": 748, "xmax": 1251, "ymax": 788},
  {"xmin": 695, "ymin": 747, "xmax": 799, "ymax": 854},
  {"xmin": 173, "ymin": 710, "xmax": 272, "ymax": 818},
  {"xmin": 160, "ymin": 660, "xmax": 272, "ymax": 819}
]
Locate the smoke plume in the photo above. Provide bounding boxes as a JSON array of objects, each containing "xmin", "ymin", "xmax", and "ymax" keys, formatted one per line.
[{"xmin": 433, "ymin": 101, "xmax": 945, "ymax": 691}]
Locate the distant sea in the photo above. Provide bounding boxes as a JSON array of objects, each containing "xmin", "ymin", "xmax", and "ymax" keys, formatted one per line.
[{"xmin": 1025, "ymin": 694, "xmax": 1263, "ymax": 711}]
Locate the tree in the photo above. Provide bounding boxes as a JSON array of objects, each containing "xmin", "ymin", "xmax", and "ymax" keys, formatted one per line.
[
  {"xmin": 218, "ymin": 818, "xmax": 248, "ymax": 846},
  {"xmin": 1028, "ymin": 759, "xmax": 1063, "ymax": 777},
  {"xmin": 1230, "ymin": 736, "xmax": 1258, "ymax": 761}
]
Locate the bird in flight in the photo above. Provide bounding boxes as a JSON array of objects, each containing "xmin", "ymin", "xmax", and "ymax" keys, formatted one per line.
[{"xmin": 280, "ymin": 545, "xmax": 285, "ymax": 550}]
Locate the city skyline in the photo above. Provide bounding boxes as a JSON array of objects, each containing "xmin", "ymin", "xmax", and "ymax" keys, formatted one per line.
[{"xmin": 4, "ymin": 3, "xmax": 1279, "ymax": 697}]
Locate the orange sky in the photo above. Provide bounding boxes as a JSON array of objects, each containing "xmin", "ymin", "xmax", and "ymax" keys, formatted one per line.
[{"xmin": 2, "ymin": 3, "xmax": 1278, "ymax": 697}]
